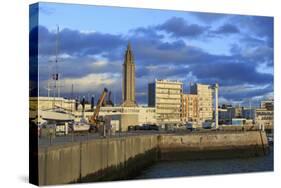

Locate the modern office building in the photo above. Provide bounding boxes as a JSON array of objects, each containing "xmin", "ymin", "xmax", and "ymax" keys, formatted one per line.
[
  {"xmin": 190, "ymin": 83, "xmax": 213, "ymax": 124},
  {"xmin": 122, "ymin": 43, "xmax": 137, "ymax": 107},
  {"xmin": 148, "ymin": 79, "xmax": 183, "ymax": 124}
]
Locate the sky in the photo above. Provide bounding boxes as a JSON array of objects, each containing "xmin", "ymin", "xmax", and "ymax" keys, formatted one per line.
[{"xmin": 30, "ymin": 2, "xmax": 274, "ymax": 107}]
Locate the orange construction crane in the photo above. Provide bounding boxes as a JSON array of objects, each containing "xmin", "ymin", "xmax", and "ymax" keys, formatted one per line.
[{"xmin": 88, "ymin": 88, "xmax": 108, "ymax": 126}]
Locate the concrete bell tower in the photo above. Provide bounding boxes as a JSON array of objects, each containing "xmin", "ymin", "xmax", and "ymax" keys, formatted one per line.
[{"xmin": 122, "ymin": 42, "xmax": 137, "ymax": 107}]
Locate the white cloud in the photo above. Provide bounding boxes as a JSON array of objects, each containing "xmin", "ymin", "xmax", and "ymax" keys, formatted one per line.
[
  {"xmin": 92, "ymin": 60, "xmax": 108, "ymax": 67},
  {"xmin": 79, "ymin": 29, "xmax": 96, "ymax": 34},
  {"xmin": 61, "ymin": 73, "xmax": 121, "ymax": 93},
  {"xmin": 256, "ymin": 62, "xmax": 273, "ymax": 75}
]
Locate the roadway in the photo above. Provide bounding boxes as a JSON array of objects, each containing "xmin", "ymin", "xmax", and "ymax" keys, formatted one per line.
[
  {"xmin": 38, "ymin": 130, "xmax": 162, "ymax": 147},
  {"xmin": 38, "ymin": 128, "xmax": 244, "ymax": 147}
]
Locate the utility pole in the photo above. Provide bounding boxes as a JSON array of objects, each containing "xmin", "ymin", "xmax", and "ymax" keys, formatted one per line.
[
  {"xmin": 56, "ymin": 25, "xmax": 60, "ymax": 98},
  {"xmin": 71, "ymin": 84, "xmax": 74, "ymax": 113}
]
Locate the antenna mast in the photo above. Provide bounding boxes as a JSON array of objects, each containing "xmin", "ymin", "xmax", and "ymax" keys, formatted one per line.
[
  {"xmin": 56, "ymin": 25, "xmax": 60, "ymax": 98},
  {"xmin": 51, "ymin": 25, "xmax": 61, "ymax": 109}
]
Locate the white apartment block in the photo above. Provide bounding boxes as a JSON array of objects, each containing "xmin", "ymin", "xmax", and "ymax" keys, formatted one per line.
[{"xmin": 148, "ymin": 79, "xmax": 183, "ymax": 124}]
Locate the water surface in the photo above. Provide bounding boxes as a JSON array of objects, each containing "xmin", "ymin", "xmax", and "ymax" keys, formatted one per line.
[{"xmin": 137, "ymin": 146, "xmax": 273, "ymax": 179}]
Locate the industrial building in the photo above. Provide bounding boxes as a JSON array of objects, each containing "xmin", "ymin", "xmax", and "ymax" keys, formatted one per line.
[
  {"xmin": 148, "ymin": 79, "xmax": 183, "ymax": 124},
  {"xmin": 29, "ymin": 96, "xmax": 76, "ymax": 111},
  {"xmin": 30, "ymin": 95, "xmax": 157, "ymax": 132},
  {"xmin": 70, "ymin": 106, "xmax": 157, "ymax": 131}
]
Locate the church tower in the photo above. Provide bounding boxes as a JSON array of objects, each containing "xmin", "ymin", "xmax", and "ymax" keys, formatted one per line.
[{"xmin": 122, "ymin": 42, "xmax": 137, "ymax": 107}]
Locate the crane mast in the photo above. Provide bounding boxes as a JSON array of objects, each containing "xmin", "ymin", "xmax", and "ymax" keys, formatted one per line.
[{"xmin": 89, "ymin": 88, "xmax": 108, "ymax": 125}]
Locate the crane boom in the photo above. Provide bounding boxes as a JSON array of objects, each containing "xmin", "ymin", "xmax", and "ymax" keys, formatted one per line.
[{"xmin": 89, "ymin": 88, "xmax": 108, "ymax": 124}]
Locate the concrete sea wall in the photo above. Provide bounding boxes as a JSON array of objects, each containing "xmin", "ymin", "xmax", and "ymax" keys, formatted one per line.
[
  {"xmin": 38, "ymin": 135, "xmax": 158, "ymax": 185},
  {"xmin": 38, "ymin": 131, "xmax": 268, "ymax": 185},
  {"xmin": 158, "ymin": 131, "xmax": 268, "ymax": 160}
]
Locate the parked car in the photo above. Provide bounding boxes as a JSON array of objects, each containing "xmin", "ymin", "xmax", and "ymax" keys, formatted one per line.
[
  {"xmin": 128, "ymin": 125, "xmax": 135, "ymax": 131},
  {"xmin": 149, "ymin": 124, "xmax": 159, "ymax": 131},
  {"xmin": 135, "ymin": 125, "xmax": 141, "ymax": 130},
  {"xmin": 140, "ymin": 124, "xmax": 149, "ymax": 130}
]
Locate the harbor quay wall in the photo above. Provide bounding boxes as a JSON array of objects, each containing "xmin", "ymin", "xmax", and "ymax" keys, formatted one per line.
[
  {"xmin": 158, "ymin": 131, "xmax": 268, "ymax": 160},
  {"xmin": 38, "ymin": 131, "xmax": 268, "ymax": 185},
  {"xmin": 38, "ymin": 135, "xmax": 158, "ymax": 185}
]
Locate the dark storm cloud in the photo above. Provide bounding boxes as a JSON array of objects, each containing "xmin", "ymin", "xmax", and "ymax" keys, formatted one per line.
[
  {"xmin": 221, "ymin": 84, "xmax": 273, "ymax": 101},
  {"xmin": 36, "ymin": 13, "xmax": 273, "ymax": 104},
  {"xmin": 243, "ymin": 46, "xmax": 273, "ymax": 63},
  {"xmin": 37, "ymin": 25, "xmax": 126, "ymax": 56},
  {"xmin": 30, "ymin": 26, "xmax": 39, "ymax": 57},
  {"xmin": 212, "ymin": 24, "xmax": 240, "ymax": 34},
  {"xmin": 125, "ymin": 37, "xmax": 227, "ymax": 66},
  {"xmin": 230, "ymin": 43, "xmax": 273, "ymax": 66},
  {"xmin": 190, "ymin": 61, "xmax": 273, "ymax": 86},
  {"xmin": 136, "ymin": 65, "xmax": 188, "ymax": 78},
  {"xmin": 233, "ymin": 16, "xmax": 273, "ymax": 47},
  {"xmin": 115, "ymin": 33, "xmax": 272, "ymax": 91},
  {"xmin": 249, "ymin": 16, "xmax": 273, "ymax": 47},
  {"xmin": 156, "ymin": 17, "xmax": 208, "ymax": 38}
]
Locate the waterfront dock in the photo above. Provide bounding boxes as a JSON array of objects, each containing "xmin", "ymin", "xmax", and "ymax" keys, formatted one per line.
[{"xmin": 36, "ymin": 131, "xmax": 268, "ymax": 185}]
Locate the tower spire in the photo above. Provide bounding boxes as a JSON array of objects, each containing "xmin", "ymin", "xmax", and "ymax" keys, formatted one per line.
[
  {"xmin": 122, "ymin": 42, "xmax": 137, "ymax": 107},
  {"xmin": 125, "ymin": 42, "xmax": 134, "ymax": 64}
]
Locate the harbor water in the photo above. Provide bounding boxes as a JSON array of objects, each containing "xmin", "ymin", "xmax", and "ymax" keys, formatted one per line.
[{"xmin": 137, "ymin": 146, "xmax": 273, "ymax": 179}]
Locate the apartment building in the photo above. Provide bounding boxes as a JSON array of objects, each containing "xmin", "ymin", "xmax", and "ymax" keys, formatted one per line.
[
  {"xmin": 190, "ymin": 83, "xmax": 213, "ymax": 124},
  {"xmin": 181, "ymin": 94, "xmax": 198, "ymax": 123},
  {"xmin": 148, "ymin": 79, "xmax": 183, "ymax": 124}
]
